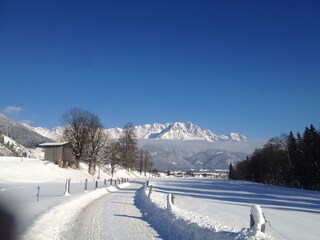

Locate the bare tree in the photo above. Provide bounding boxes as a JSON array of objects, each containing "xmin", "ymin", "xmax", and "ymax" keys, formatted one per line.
[
  {"xmin": 104, "ymin": 140, "xmax": 121, "ymax": 178},
  {"xmin": 62, "ymin": 108, "xmax": 104, "ymax": 170},
  {"xmin": 85, "ymin": 119, "xmax": 108, "ymax": 175},
  {"xmin": 144, "ymin": 150, "xmax": 154, "ymax": 176},
  {"xmin": 137, "ymin": 149, "xmax": 154, "ymax": 176},
  {"xmin": 138, "ymin": 149, "xmax": 145, "ymax": 175},
  {"xmin": 118, "ymin": 122, "xmax": 138, "ymax": 171}
]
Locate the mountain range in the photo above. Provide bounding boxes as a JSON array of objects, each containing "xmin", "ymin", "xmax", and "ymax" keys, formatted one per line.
[
  {"xmin": 105, "ymin": 122, "xmax": 247, "ymax": 142},
  {"xmin": 0, "ymin": 114, "xmax": 253, "ymax": 170}
]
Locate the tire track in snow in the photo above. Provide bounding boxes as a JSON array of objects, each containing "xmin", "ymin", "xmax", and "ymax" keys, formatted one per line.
[{"xmin": 64, "ymin": 183, "xmax": 160, "ymax": 240}]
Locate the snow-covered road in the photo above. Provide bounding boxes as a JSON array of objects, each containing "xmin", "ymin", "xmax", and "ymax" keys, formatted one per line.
[
  {"xmin": 21, "ymin": 182, "xmax": 160, "ymax": 240},
  {"xmin": 63, "ymin": 183, "xmax": 160, "ymax": 240}
]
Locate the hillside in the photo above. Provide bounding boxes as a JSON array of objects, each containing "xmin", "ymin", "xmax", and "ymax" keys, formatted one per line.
[
  {"xmin": 0, "ymin": 114, "xmax": 51, "ymax": 148},
  {"xmin": 140, "ymin": 139, "xmax": 257, "ymax": 171}
]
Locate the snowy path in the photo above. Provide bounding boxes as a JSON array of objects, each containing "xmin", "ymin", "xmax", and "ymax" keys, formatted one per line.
[
  {"xmin": 56, "ymin": 182, "xmax": 160, "ymax": 240},
  {"xmin": 65, "ymin": 183, "xmax": 159, "ymax": 240}
]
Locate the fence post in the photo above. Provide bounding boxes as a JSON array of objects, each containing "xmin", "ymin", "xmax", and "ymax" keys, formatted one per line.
[
  {"xmin": 68, "ymin": 178, "xmax": 71, "ymax": 194},
  {"xmin": 250, "ymin": 205, "xmax": 266, "ymax": 233},
  {"xmin": 84, "ymin": 179, "xmax": 88, "ymax": 192},
  {"xmin": 64, "ymin": 178, "xmax": 71, "ymax": 196},
  {"xmin": 95, "ymin": 180, "xmax": 98, "ymax": 189},
  {"xmin": 110, "ymin": 179, "xmax": 113, "ymax": 186},
  {"xmin": 148, "ymin": 185, "xmax": 153, "ymax": 198},
  {"xmin": 167, "ymin": 193, "xmax": 174, "ymax": 210},
  {"xmin": 104, "ymin": 179, "xmax": 106, "ymax": 186},
  {"xmin": 171, "ymin": 194, "xmax": 175, "ymax": 205},
  {"xmin": 36, "ymin": 185, "xmax": 40, "ymax": 202}
]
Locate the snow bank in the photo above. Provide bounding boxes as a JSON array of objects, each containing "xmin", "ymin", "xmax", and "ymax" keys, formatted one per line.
[
  {"xmin": 107, "ymin": 185, "xmax": 118, "ymax": 192},
  {"xmin": 21, "ymin": 188, "xmax": 109, "ymax": 240},
  {"xmin": 135, "ymin": 186, "xmax": 273, "ymax": 240},
  {"xmin": 117, "ymin": 182, "xmax": 131, "ymax": 189}
]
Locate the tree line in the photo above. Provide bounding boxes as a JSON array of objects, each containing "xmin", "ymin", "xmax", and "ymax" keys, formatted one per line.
[
  {"xmin": 62, "ymin": 108, "xmax": 153, "ymax": 177},
  {"xmin": 229, "ymin": 124, "xmax": 320, "ymax": 190}
]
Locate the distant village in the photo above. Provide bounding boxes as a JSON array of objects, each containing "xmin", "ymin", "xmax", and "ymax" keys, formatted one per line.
[{"xmin": 165, "ymin": 169, "xmax": 229, "ymax": 178}]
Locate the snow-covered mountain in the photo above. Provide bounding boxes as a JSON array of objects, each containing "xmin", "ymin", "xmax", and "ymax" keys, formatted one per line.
[
  {"xmin": 27, "ymin": 121, "xmax": 246, "ymax": 143},
  {"xmin": 106, "ymin": 122, "xmax": 247, "ymax": 142},
  {"xmin": 22, "ymin": 124, "xmax": 64, "ymax": 142},
  {"xmin": 0, "ymin": 114, "xmax": 250, "ymax": 171},
  {"xmin": 0, "ymin": 134, "xmax": 37, "ymax": 158},
  {"xmin": 0, "ymin": 114, "xmax": 52, "ymax": 148}
]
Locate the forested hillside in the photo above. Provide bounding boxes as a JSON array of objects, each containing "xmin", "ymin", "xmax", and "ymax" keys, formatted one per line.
[{"xmin": 230, "ymin": 124, "xmax": 320, "ymax": 190}]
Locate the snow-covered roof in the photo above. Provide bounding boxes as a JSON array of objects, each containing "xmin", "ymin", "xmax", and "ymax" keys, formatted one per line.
[{"xmin": 39, "ymin": 142, "xmax": 69, "ymax": 147}]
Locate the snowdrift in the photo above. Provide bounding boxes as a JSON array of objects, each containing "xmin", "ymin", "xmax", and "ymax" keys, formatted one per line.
[{"xmin": 135, "ymin": 186, "xmax": 273, "ymax": 240}]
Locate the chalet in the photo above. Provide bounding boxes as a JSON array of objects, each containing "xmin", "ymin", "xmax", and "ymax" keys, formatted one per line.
[{"xmin": 39, "ymin": 142, "xmax": 76, "ymax": 168}]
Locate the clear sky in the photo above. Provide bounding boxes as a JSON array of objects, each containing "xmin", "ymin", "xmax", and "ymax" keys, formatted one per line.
[{"xmin": 1, "ymin": 0, "xmax": 319, "ymax": 140}]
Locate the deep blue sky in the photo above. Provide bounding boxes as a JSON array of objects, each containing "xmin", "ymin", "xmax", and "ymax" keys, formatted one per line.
[{"xmin": 1, "ymin": 0, "xmax": 319, "ymax": 140}]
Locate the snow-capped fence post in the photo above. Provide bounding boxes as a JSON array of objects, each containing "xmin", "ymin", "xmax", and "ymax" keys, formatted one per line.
[
  {"xmin": 104, "ymin": 179, "xmax": 106, "ymax": 186},
  {"xmin": 148, "ymin": 185, "xmax": 153, "ymax": 198},
  {"xmin": 36, "ymin": 185, "xmax": 40, "ymax": 202},
  {"xmin": 167, "ymin": 194, "xmax": 175, "ymax": 210},
  {"xmin": 95, "ymin": 181, "xmax": 98, "ymax": 189},
  {"xmin": 110, "ymin": 179, "xmax": 113, "ymax": 186},
  {"xmin": 84, "ymin": 179, "xmax": 88, "ymax": 192},
  {"xmin": 250, "ymin": 205, "xmax": 266, "ymax": 233}
]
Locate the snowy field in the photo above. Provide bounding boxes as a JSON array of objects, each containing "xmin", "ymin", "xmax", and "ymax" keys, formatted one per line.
[
  {"xmin": 1, "ymin": 156, "xmax": 320, "ymax": 240},
  {"xmin": 0, "ymin": 157, "xmax": 138, "ymax": 239},
  {"xmin": 145, "ymin": 178, "xmax": 320, "ymax": 240}
]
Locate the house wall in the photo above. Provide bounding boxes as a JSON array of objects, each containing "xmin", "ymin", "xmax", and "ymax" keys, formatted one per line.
[
  {"xmin": 44, "ymin": 146, "xmax": 63, "ymax": 161},
  {"xmin": 62, "ymin": 146, "xmax": 74, "ymax": 161}
]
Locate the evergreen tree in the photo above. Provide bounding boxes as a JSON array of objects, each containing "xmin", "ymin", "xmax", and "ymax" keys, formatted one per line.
[
  {"xmin": 286, "ymin": 131, "xmax": 297, "ymax": 187},
  {"xmin": 228, "ymin": 163, "xmax": 235, "ymax": 179},
  {"xmin": 232, "ymin": 124, "xmax": 320, "ymax": 190}
]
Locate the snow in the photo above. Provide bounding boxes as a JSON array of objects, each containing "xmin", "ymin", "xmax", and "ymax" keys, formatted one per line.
[
  {"xmin": 145, "ymin": 178, "xmax": 320, "ymax": 240},
  {"xmin": 136, "ymin": 184, "xmax": 272, "ymax": 239},
  {"xmin": 21, "ymin": 188, "xmax": 110, "ymax": 240},
  {"xmin": 1, "ymin": 156, "xmax": 319, "ymax": 239},
  {"xmin": 38, "ymin": 142, "xmax": 69, "ymax": 147},
  {"xmin": 26, "ymin": 120, "xmax": 247, "ymax": 143},
  {"xmin": 23, "ymin": 124, "xmax": 65, "ymax": 142},
  {"xmin": 250, "ymin": 205, "xmax": 265, "ymax": 231},
  {"xmin": 2, "ymin": 135, "xmax": 36, "ymax": 158},
  {"xmin": 0, "ymin": 156, "xmax": 138, "ymax": 238}
]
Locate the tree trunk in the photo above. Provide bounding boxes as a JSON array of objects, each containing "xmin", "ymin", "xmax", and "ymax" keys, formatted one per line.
[
  {"xmin": 89, "ymin": 162, "xmax": 96, "ymax": 175},
  {"xmin": 75, "ymin": 158, "xmax": 80, "ymax": 169}
]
